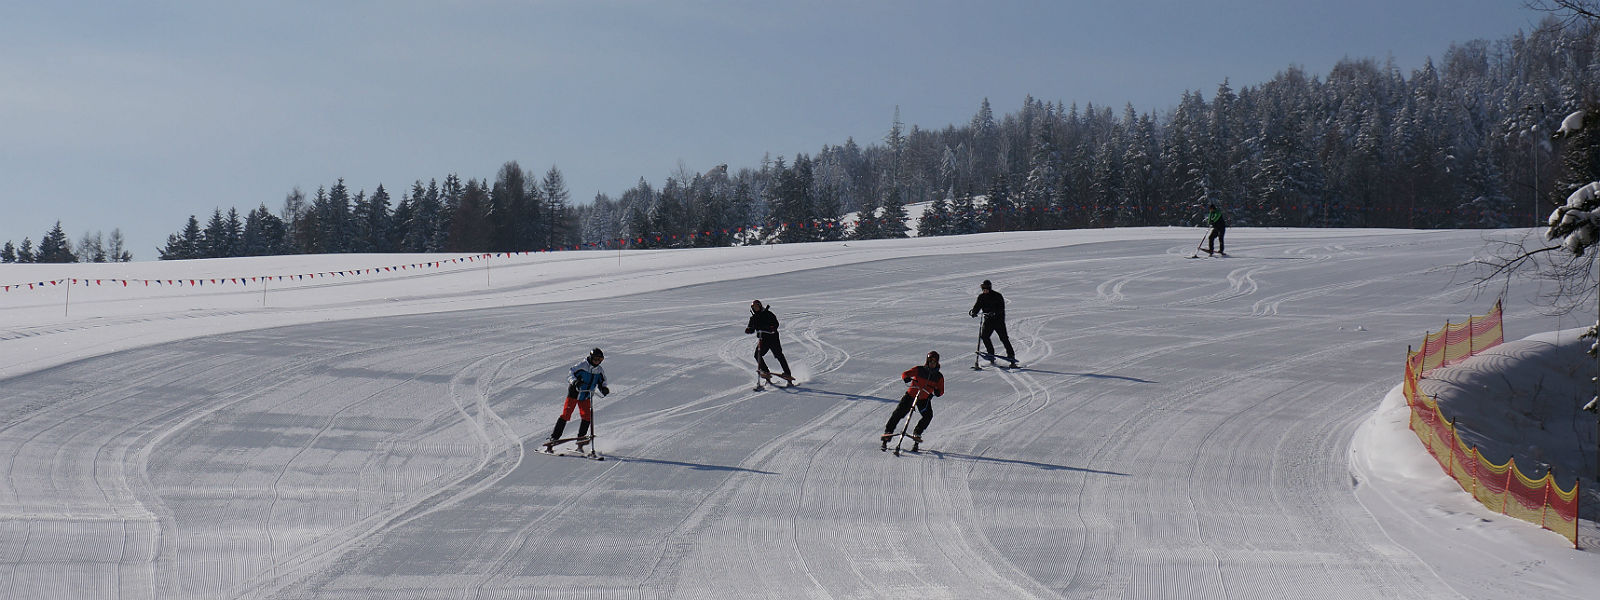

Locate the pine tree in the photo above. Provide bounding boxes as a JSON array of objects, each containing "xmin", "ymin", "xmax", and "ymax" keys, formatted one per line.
[
  {"xmin": 878, "ymin": 189, "xmax": 910, "ymax": 238},
  {"xmin": 402, "ymin": 179, "xmax": 445, "ymax": 252},
  {"xmin": 730, "ymin": 178, "xmax": 757, "ymax": 245},
  {"xmin": 852, "ymin": 196, "xmax": 882, "ymax": 239},
  {"xmin": 448, "ymin": 179, "xmax": 492, "ymax": 251},
  {"xmin": 984, "ymin": 175, "xmax": 1015, "ymax": 232},
  {"xmin": 970, "ymin": 98, "xmax": 999, "ymax": 189},
  {"xmin": 1020, "ymin": 109, "xmax": 1062, "ymax": 231},
  {"xmin": 490, "ymin": 161, "xmax": 537, "ymax": 252},
  {"xmin": 2, "ymin": 241, "xmax": 15, "ymax": 263},
  {"xmin": 242, "ymin": 204, "xmax": 287, "ymax": 256},
  {"xmin": 320, "ymin": 180, "xmax": 353, "ymax": 253},
  {"xmin": 18, "ymin": 238, "xmax": 35, "ymax": 263},
  {"xmin": 950, "ymin": 185, "xmax": 984, "ymax": 235},
  {"xmin": 387, "ymin": 190, "xmax": 414, "ymax": 252},
  {"xmin": 543, "ymin": 166, "xmax": 574, "ymax": 249},
  {"xmin": 436, "ymin": 175, "xmax": 461, "ymax": 252},
  {"xmin": 36, "ymin": 221, "xmax": 77, "ymax": 263},
  {"xmin": 160, "ymin": 215, "xmax": 203, "ymax": 260},
  {"xmin": 203, "ymin": 209, "xmax": 230, "ymax": 258},
  {"xmin": 918, "ymin": 193, "xmax": 952, "ymax": 237}
]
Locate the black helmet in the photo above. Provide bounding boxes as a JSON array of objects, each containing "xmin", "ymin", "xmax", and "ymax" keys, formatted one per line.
[
  {"xmin": 927, "ymin": 350, "xmax": 940, "ymax": 362},
  {"xmin": 980, "ymin": 280, "xmax": 992, "ymax": 290},
  {"xmin": 589, "ymin": 348, "xmax": 604, "ymax": 360}
]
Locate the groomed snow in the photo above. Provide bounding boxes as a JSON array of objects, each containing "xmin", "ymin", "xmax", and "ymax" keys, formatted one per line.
[{"xmin": 1, "ymin": 227, "xmax": 1596, "ymax": 599}]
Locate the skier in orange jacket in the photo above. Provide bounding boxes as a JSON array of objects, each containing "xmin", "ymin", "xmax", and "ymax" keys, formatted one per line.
[{"xmin": 882, "ymin": 351, "xmax": 945, "ymax": 450}]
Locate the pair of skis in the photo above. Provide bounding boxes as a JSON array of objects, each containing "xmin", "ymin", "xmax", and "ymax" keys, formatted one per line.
[
  {"xmin": 542, "ymin": 435, "xmax": 603, "ymax": 460},
  {"xmin": 755, "ymin": 370, "xmax": 795, "ymax": 391},
  {"xmin": 969, "ymin": 313, "xmax": 1023, "ymax": 371},
  {"xmin": 974, "ymin": 352, "xmax": 1022, "ymax": 369},
  {"xmin": 1188, "ymin": 229, "xmax": 1227, "ymax": 259},
  {"xmin": 543, "ymin": 384, "xmax": 605, "ymax": 461},
  {"xmin": 881, "ymin": 432, "xmax": 922, "ymax": 456}
]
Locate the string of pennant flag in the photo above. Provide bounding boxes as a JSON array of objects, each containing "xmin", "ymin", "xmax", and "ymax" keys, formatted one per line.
[
  {"xmin": 2, "ymin": 254, "xmax": 496, "ymax": 293},
  {"xmin": 3, "ymin": 199, "xmax": 1494, "ymax": 294}
]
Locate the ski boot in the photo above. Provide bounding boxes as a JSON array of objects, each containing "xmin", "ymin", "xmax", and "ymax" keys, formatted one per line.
[{"xmin": 881, "ymin": 433, "xmax": 893, "ymax": 451}]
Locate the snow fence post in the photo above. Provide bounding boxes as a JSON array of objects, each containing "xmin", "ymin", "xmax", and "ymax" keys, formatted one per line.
[
  {"xmin": 1449, "ymin": 415, "xmax": 1465, "ymax": 495},
  {"xmin": 1502, "ymin": 456, "xmax": 1514, "ymax": 515},
  {"xmin": 1540, "ymin": 468, "xmax": 1552, "ymax": 531}
]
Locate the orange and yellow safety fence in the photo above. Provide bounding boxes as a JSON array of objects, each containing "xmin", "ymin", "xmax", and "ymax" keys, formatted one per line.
[{"xmin": 1402, "ymin": 301, "xmax": 1582, "ymax": 547}]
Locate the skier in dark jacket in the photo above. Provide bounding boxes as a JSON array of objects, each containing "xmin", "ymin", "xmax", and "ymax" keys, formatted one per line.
[
  {"xmin": 545, "ymin": 348, "xmax": 609, "ymax": 451},
  {"xmin": 968, "ymin": 280, "xmax": 1015, "ymax": 361},
  {"xmin": 745, "ymin": 300, "xmax": 793, "ymax": 381},
  {"xmin": 882, "ymin": 351, "xmax": 945, "ymax": 449},
  {"xmin": 1204, "ymin": 203, "xmax": 1227, "ymax": 256}
]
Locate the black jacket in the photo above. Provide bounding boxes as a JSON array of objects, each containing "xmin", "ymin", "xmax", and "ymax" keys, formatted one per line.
[
  {"xmin": 746, "ymin": 308, "xmax": 780, "ymax": 337},
  {"xmin": 971, "ymin": 290, "xmax": 1005, "ymax": 319}
]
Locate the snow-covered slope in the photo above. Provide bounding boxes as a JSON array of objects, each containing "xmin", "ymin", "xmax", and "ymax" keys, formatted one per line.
[{"xmin": 0, "ymin": 227, "xmax": 1595, "ymax": 599}]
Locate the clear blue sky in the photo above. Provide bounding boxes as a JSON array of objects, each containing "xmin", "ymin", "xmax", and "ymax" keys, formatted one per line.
[{"xmin": 0, "ymin": 1, "xmax": 1540, "ymax": 259}]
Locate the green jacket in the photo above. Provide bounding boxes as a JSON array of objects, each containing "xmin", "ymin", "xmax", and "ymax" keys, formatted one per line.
[{"xmin": 1205, "ymin": 208, "xmax": 1226, "ymax": 228}]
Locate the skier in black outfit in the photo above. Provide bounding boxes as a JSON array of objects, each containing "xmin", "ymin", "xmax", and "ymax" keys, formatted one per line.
[
  {"xmin": 745, "ymin": 300, "xmax": 793, "ymax": 381},
  {"xmin": 968, "ymin": 280, "xmax": 1015, "ymax": 361}
]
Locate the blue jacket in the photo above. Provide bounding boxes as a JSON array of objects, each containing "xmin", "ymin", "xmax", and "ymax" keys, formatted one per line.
[{"xmin": 568, "ymin": 360, "xmax": 607, "ymax": 401}]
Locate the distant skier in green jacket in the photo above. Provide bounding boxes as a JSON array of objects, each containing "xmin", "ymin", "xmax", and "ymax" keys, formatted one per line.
[{"xmin": 1204, "ymin": 203, "xmax": 1227, "ymax": 257}]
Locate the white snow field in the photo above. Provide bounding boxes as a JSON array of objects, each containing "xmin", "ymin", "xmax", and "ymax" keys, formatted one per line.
[{"xmin": 2, "ymin": 227, "xmax": 1597, "ymax": 599}]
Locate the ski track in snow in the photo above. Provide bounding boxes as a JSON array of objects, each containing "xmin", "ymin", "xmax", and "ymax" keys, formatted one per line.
[{"xmin": 1, "ymin": 230, "xmax": 1595, "ymax": 599}]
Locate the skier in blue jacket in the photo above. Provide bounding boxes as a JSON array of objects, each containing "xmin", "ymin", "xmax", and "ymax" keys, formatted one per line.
[{"xmin": 545, "ymin": 348, "xmax": 609, "ymax": 450}]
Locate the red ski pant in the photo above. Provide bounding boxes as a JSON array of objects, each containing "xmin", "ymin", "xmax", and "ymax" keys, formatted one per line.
[{"xmin": 559, "ymin": 395, "xmax": 594, "ymax": 421}]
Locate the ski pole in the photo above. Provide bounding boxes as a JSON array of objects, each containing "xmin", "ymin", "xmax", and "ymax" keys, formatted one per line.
[
  {"xmin": 587, "ymin": 411, "xmax": 599, "ymax": 459},
  {"xmin": 892, "ymin": 384, "xmax": 932, "ymax": 456},
  {"xmin": 585, "ymin": 379, "xmax": 605, "ymax": 460},
  {"xmin": 892, "ymin": 393, "xmax": 916, "ymax": 456},
  {"xmin": 1190, "ymin": 229, "xmax": 1209, "ymax": 258},
  {"xmin": 972, "ymin": 312, "xmax": 987, "ymax": 371}
]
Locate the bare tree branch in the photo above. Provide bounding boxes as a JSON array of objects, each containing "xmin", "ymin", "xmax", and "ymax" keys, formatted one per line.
[
  {"xmin": 1474, "ymin": 232, "xmax": 1598, "ymax": 317},
  {"xmin": 1525, "ymin": 0, "xmax": 1600, "ymax": 26}
]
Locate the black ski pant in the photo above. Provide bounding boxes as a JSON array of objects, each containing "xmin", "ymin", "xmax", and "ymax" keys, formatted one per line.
[
  {"xmin": 755, "ymin": 333, "xmax": 791, "ymax": 376},
  {"xmin": 1207, "ymin": 225, "xmax": 1226, "ymax": 254},
  {"xmin": 884, "ymin": 393, "xmax": 933, "ymax": 437},
  {"xmin": 980, "ymin": 315, "xmax": 1015, "ymax": 358},
  {"xmin": 548, "ymin": 417, "xmax": 592, "ymax": 441}
]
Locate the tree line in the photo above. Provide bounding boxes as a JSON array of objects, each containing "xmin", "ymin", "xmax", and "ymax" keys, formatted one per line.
[
  {"xmin": 589, "ymin": 17, "xmax": 1600, "ymax": 249},
  {"xmin": 154, "ymin": 162, "xmax": 578, "ymax": 260},
  {"xmin": 1, "ymin": 222, "xmax": 131, "ymax": 263}
]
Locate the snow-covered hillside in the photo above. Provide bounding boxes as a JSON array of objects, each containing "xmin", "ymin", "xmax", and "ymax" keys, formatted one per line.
[{"xmin": 0, "ymin": 227, "xmax": 1595, "ymax": 599}]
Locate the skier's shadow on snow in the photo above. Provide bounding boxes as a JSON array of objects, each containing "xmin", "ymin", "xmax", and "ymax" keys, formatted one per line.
[
  {"xmin": 1014, "ymin": 367, "xmax": 1154, "ymax": 384},
  {"xmin": 923, "ymin": 450, "xmax": 1128, "ymax": 475},
  {"xmin": 605, "ymin": 455, "xmax": 778, "ymax": 475},
  {"xmin": 784, "ymin": 387, "xmax": 900, "ymax": 404}
]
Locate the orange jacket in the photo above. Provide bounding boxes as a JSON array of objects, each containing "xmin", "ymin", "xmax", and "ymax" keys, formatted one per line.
[{"xmin": 901, "ymin": 365, "xmax": 945, "ymax": 401}]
